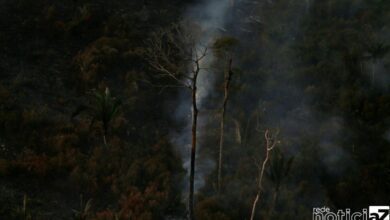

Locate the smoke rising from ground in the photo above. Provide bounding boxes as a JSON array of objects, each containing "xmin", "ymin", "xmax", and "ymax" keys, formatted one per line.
[
  {"xmin": 171, "ymin": 0, "xmax": 376, "ymax": 211},
  {"xmin": 170, "ymin": 0, "xmax": 232, "ymax": 195}
]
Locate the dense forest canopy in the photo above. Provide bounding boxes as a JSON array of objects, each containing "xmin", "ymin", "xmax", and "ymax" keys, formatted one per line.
[{"xmin": 0, "ymin": 0, "xmax": 389, "ymax": 219}]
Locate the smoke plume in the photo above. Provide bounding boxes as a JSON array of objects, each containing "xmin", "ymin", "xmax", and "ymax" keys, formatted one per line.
[{"xmin": 170, "ymin": 0, "xmax": 232, "ymax": 195}]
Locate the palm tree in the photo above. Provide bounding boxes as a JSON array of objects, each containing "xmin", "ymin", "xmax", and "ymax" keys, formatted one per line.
[
  {"xmin": 91, "ymin": 87, "xmax": 121, "ymax": 145},
  {"xmin": 72, "ymin": 87, "xmax": 121, "ymax": 145},
  {"xmin": 72, "ymin": 195, "xmax": 92, "ymax": 220}
]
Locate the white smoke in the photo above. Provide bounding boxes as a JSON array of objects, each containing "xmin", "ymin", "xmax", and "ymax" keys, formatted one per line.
[
  {"xmin": 188, "ymin": 0, "xmax": 232, "ymax": 108},
  {"xmin": 170, "ymin": 0, "xmax": 232, "ymax": 196}
]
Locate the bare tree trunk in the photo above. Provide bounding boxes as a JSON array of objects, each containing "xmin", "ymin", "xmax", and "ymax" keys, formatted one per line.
[
  {"xmin": 23, "ymin": 194, "xmax": 27, "ymax": 220},
  {"xmin": 250, "ymin": 130, "xmax": 278, "ymax": 220},
  {"xmin": 145, "ymin": 25, "xmax": 208, "ymax": 219},
  {"xmin": 250, "ymin": 193, "xmax": 260, "ymax": 220},
  {"xmin": 233, "ymin": 119, "xmax": 242, "ymax": 144},
  {"xmin": 218, "ymin": 59, "xmax": 233, "ymax": 193},
  {"xmin": 189, "ymin": 60, "xmax": 200, "ymax": 220},
  {"xmin": 103, "ymin": 135, "xmax": 107, "ymax": 146},
  {"xmin": 250, "ymin": 151, "xmax": 270, "ymax": 220},
  {"xmin": 371, "ymin": 62, "xmax": 376, "ymax": 85},
  {"xmin": 103, "ymin": 127, "xmax": 108, "ymax": 146}
]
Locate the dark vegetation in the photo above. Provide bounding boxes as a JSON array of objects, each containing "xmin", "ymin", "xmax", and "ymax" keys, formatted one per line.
[{"xmin": 0, "ymin": 0, "xmax": 389, "ymax": 219}]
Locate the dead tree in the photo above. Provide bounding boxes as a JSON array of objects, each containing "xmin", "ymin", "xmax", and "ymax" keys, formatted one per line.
[
  {"xmin": 217, "ymin": 58, "xmax": 234, "ymax": 193},
  {"xmin": 213, "ymin": 36, "xmax": 238, "ymax": 194},
  {"xmin": 250, "ymin": 129, "xmax": 279, "ymax": 220},
  {"xmin": 145, "ymin": 23, "xmax": 207, "ymax": 220}
]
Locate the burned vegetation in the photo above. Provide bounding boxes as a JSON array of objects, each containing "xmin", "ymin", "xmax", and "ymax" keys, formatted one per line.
[{"xmin": 0, "ymin": 0, "xmax": 390, "ymax": 219}]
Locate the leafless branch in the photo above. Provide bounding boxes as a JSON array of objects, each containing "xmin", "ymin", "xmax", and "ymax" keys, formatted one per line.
[
  {"xmin": 145, "ymin": 22, "xmax": 209, "ymax": 220},
  {"xmin": 250, "ymin": 129, "xmax": 279, "ymax": 220}
]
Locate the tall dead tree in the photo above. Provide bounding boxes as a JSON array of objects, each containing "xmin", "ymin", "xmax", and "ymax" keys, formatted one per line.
[
  {"xmin": 213, "ymin": 37, "xmax": 238, "ymax": 194},
  {"xmin": 250, "ymin": 129, "xmax": 279, "ymax": 220},
  {"xmin": 145, "ymin": 23, "xmax": 207, "ymax": 220},
  {"xmin": 217, "ymin": 58, "xmax": 234, "ymax": 193}
]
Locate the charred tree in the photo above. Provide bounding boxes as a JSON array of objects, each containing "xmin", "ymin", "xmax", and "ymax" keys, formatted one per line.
[
  {"xmin": 145, "ymin": 23, "xmax": 207, "ymax": 220},
  {"xmin": 213, "ymin": 37, "xmax": 238, "ymax": 194},
  {"xmin": 217, "ymin": 58, "xmax": 234, "ymax": 193}
]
